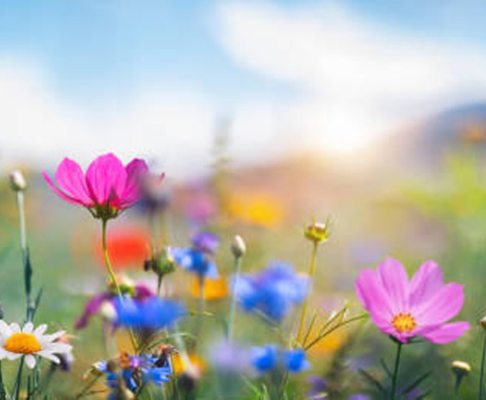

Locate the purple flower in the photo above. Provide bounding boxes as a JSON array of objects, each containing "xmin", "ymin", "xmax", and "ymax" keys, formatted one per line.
[
  {"xmin": 75, "ymin": 283, "xmax": 154, "ymax": 330},
  {"xmin": 355, "ymin": 258, "xmax": 470, "ymax": 343}
]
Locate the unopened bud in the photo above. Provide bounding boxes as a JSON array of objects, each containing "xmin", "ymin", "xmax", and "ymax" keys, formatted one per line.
[
  {"xmin": 99, "ymin": 301, "xmax": 117, "ymax": 322},
  {"xmin": 231, "ymin": 235, "xmax": 246, "ymax": 258},
  {"xmin": 451, "ymin": 360, "xmax": 471, "ymax": 375},
  {"xmin": 9, "ymin": 170, "xmax": 26, "ymax": 192},
  {"xmin": 304, "ymin": 219, "xmax": 330, "ymax": 244}
]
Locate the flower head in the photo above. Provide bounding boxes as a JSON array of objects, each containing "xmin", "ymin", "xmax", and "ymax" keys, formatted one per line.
[
  {"xmin": 0, "ymin": 321, "xmax": 72, "ymax": 369},
  {"xmin": 171, "ymin": 232, "xmax": 219, "ymax": 279},
  {"xmin": 43, "ymin": 153, "xmax": 150, "ymax": 220},
  {"xmin": 251, "ymin": 344, "xmax": 310, "ymax": 374},
  {"xmin": 304, "ymin": 219, "xmax": 331, "ymax": 244},
  {"xmin": 114, "ymin": 297, "xmax": 185, "ymax": 331},
  {"xmin": 75, "ymin": 279, "xmax": 154, "ymax": 330},
  {"xmin": 95, "ymin": 351, "xmax": 171, "ymax": 396},
  {"xmin": 234, "ymin": 262, "xmax": 309, "ymax": 322},
  {"xmin": 355, "ymin": 258, "xmax": 470, "ymax": 344}
]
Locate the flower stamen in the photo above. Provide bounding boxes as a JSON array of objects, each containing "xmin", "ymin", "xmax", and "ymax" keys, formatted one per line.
[
  {"xmin": 4, "ymin": 333, "xmax": 41, "ymax": 354},
  {"xmin": 392, "ymin": 313, "xmax": 417, "ymax": 333}
]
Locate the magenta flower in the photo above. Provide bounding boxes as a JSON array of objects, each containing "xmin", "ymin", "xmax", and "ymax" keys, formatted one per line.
[
  {"xmin": 355, "ymin": 258, "xmax": 470, "ymax": 344},
  {"xmin": 43, "ymin": 153, "xmax": 150, "ymax": 219}
]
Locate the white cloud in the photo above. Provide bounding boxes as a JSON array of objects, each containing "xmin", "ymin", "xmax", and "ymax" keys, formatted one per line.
[{"xmin": 217, "ymin": 1, "xmax": 486, "ymax": 154}]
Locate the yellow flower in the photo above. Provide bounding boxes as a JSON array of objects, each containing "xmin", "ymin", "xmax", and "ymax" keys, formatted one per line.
[
  {"xmin": 227, "ymin": 192, "xmax": 285, "ymax": 228},
  {"xmin": 307, "ymin": 329, "xmax": 346, "ymax": 355},
  {"xmin": 190, "ymin": 276, "xmax": 229, "ymax": 300},
  {"xmin": 171, "ymin": 353, "xmax": 205, "ymax": 376}
]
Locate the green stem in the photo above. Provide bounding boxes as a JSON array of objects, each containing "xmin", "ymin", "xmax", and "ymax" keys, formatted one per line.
[
  {"xmin": 479, "ymin": 332, "xmax": 486, "ymax": 400},
  {"xmin": 12, "ymin": 357, "xmax": 25, "ymax": 400},
  {"xmin": 101, "ymin": 219, "xmax": 138, "ymax": 353},
  {"xmin": 0, "ymin": 361, "xmax": 6, "ymax": 400},
  {"xmin": 390, "ymin": 341, "xmax": 403, "ymax": 400},
  {"xmin": 193, "ymin": 275, "xmax": 205, "ymax": 346},
  {"xmin": 296, "ymin": 242, "xmax": 318, "ymax": 342},
  {"xmin": 101, "ymin": 219, "xmax": 122, "ymax": 297},
  {"xmin": 228, "ymin": 256, "xmax": 242, "ymax": 341}
]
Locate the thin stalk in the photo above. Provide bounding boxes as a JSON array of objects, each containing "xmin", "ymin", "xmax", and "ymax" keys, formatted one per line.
[
  {"xmin": 12, "ymin": 357, "xmax": 25, "ymax": 400},
  {"xmin": 479, "ymin": 332, "xmax": 486, "ymax": 400},
  {"xmin": 0, "ymin": 361, "xmax": 6, "ymax": 400},
  {"xmin": 227, "ymin": 256, "xmax": 242, "ymax": 341},
  {"xmin": 390, "ymin": 341, "xmax": 403, "ymax": 400},
  {"xmin": 101, "ymin": 219, "xmax": 138, "ymax": 353},
  {"xmin": 193, "ymin": 275, "xmax": 205, "ymax": 346},
  {"xmin": 296, "ymin": 242, "xmax": 318, "ymax": 342}
]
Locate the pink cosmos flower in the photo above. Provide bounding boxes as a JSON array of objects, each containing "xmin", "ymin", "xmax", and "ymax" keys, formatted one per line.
[
  {"xmin": 355, "ymin": 258, "xmax": 470, "ymax": 344},
  {"xmin": 43, "ymin": 153, "xmax": 150, "ymax": 219}
]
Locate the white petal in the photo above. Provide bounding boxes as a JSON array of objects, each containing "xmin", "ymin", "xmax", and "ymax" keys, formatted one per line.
[
  {"xmin": 44, "ymin": 343, "xmax": 71, "ymax": 354},
  {"xmin": 0, "ymin": 321, "xmax": 12, "ymax": 337},
  {"xmin": 6, "ymin": 353, "xmax": 22, "ymax": 361},
  {"xmin": 33, "ymin": 324, "xmax": 47, "ymax": 336},
  {"xmin": 10, "ymin": 323, "xmax": 20, "ymax": 333},
  {"xmin": 25, "ymin": 355, "xmax": 36, "ymax": 369},
  {"xmin": 38, "ymin": 351, "xmax": 60, "ymax": 364},
  {"xmin": 22, "ymin": 322, "xmax": 34, "ymax": 334},
  {"xmin": 42, "ymin": 331, "xmax": 65, "ymax": 342}
]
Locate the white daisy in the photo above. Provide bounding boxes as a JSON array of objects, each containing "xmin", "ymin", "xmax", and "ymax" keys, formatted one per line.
[{"xmin": 0, "ymin": 321, "xmax": 72, "ymax": 369}]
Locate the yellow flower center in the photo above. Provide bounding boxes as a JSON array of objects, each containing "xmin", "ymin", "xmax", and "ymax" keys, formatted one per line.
[
  {"xmin": 4, "ymin": 333, "xmax": 41, "ymax": 354},
  {"xmin": 392, "ymin": 313, "xmax": 417, "ymax": 333}
]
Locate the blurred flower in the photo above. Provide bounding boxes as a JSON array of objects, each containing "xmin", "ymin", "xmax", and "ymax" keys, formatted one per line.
[
  {"xmin": 0, "ymin": 321, "xmax": 71, "ymax": 369},
  {"xmin": 9, "ymin": 170, "xmax": 26, "ymax": 192},
  {"xmin": 355, "ymin": 258, "xmax": 470, "ymax": 343},
  {"xmin": 227, "ymin": 192, "xmax": 285, "ymax": 228},
  {"xmin": 43, "ymin": 153, "xmax": 149, "ymax": 220},
  {"xmin": 307, "ymin": 375, "xmax": 327, "ymax": 399},
  {"xmin": 144, "ymin": 247, "xmax": 176, "ymax": 278},
  {"xmin": 114, "ymin": 297, "xmax": 185, "ymax": 331},
  {"xmin": 209, "ymin": 340, "xmax": 250, "ymax": 373},
  {"xmin": 171, "ymin": 353, "xmax": 205, "ymax": 376},
  {"xmin": 185, "ymin": 192, "xmax": 217, "ymax": 225},
  {"xmin": 234, "ymin": 262, "xmax": 309, "ymax": 322},
  {"xmin": 284, "ymin": 349, "xmax": 310, "ymax": 373},
  {"xmin": 137, "ymin": 173, "xmax": 169, "ymax": 214},
  {"xmin": 171, "ymin": 232, "xmax": 219, "ymax": 279},
  {"xmin": 307, "ymin": 327, "xmax": 346, "ymax": 355},
  {"xmin": 251, "ymin": 345, "xmax": 278, "ymax": 373},
  {"xmin": 251, "ymin": 345, "xmax": 310, "ymax": 374},
  {"xmin": 75, "ymin": 277, "xmax": 154, "ymax": 330},
  {"xmin": 348, "ymin": 395, "xmax": 369, "ymax": 400},
  {"xmin": 95, "ymin": 351, "xmax": 171, "ymax": 397},
  {"xmin": 55, "ymin": 333, "xmax": 75, "ymax": 372},
  {"xmin": 190, "ymin": 276, "xmax": 228, "ymax": 300},
  {"xmin": 95, "ymin": 227, "xmax": 150, "ymax": 269}
]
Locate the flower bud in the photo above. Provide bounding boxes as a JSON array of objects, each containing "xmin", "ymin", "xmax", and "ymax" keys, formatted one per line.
[
  {"xmin": 9, "ymin": 170, "xmax": 26, "ymax": 192},
  {"xmin": 304, "ymin": 219, "xmax": 330, "ymax": 244},
  {"xmin": 480, "ymin": 316, "xmax": 486, "ymax": 330},
  {"xmin": 231, "ymin": 235, "xmax": 246, "ymax": 259},
  {"xmin": 99, "ymin": 301, "xmax": 117, "ymax": 322},
  {"xmin": 451, "ymin": 360, "xmax": 471, "ymax": 375}
]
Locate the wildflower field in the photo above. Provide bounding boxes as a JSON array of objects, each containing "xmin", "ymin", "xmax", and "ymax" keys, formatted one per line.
[
  {"xmin": 2, "ymin": 2, "xmax": 486, "ymax": 399},
  {"xmin": 0, "ymin": 144, "xmax": 484, "ymax": 400}
]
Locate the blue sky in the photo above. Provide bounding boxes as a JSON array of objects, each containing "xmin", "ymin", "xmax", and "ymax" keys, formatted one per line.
[{"xmin": 0, "ymin": 0, "xmax": 485, "ymax": 177}]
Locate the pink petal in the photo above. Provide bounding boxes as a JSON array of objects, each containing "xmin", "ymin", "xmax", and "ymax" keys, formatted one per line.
[
  {"xmin": 420, "ymin": 321, "xmax": 470, "ymax": 344},
  {"xmin": 355, "ymin": 268, "xmax": 393, "ymax": 323},
  {"xmin": 409, "ymin": 261, "xmax": 444, "ymax": 307},
  {"xmin": 42, "ymin": 171, "xmax": 85, "ymax": 206},
  {"xmin": 377, "ymin": 258, "xmax": 409, "ymax": 314},
  {"xmin": 413, "ymin": 283, "xmax": 465, "ymax": 326},
  {"xmin": 85, "ymin": 154, "xmax": 127, "ymax": 205},
  {"xmin": 54, "ymin": 158, "xmax": 92, "ymax": 206},
  {"xmin": 120, "ymin": 158, "xmax": 149, "ymax": 208}
]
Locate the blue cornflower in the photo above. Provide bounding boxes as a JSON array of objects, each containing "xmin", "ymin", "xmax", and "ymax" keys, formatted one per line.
[
  {"xmin": 234, "ymin": 262, "xmax": 309, "ymax": 322},
  {"xmin": 250, "ymin": 345, "xmax": 310, "ymax": 374},
  {"xmin": 251, "ymin": 345, "xmax": 279, "ymax": 372},
  {"xmin": 171, "ymin": 232, "xmax": 219, "ymax": 279},
  {"xmin": 114, "ymin": 297, "xmax": 185, "ymax": 330},
  {"xmin": 284, "ymin": 349, "xmax": 310, "ymax": 373},
  {"xmin": 94, "ymin": 353, "xmax": 171, "ymax": 397}
]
